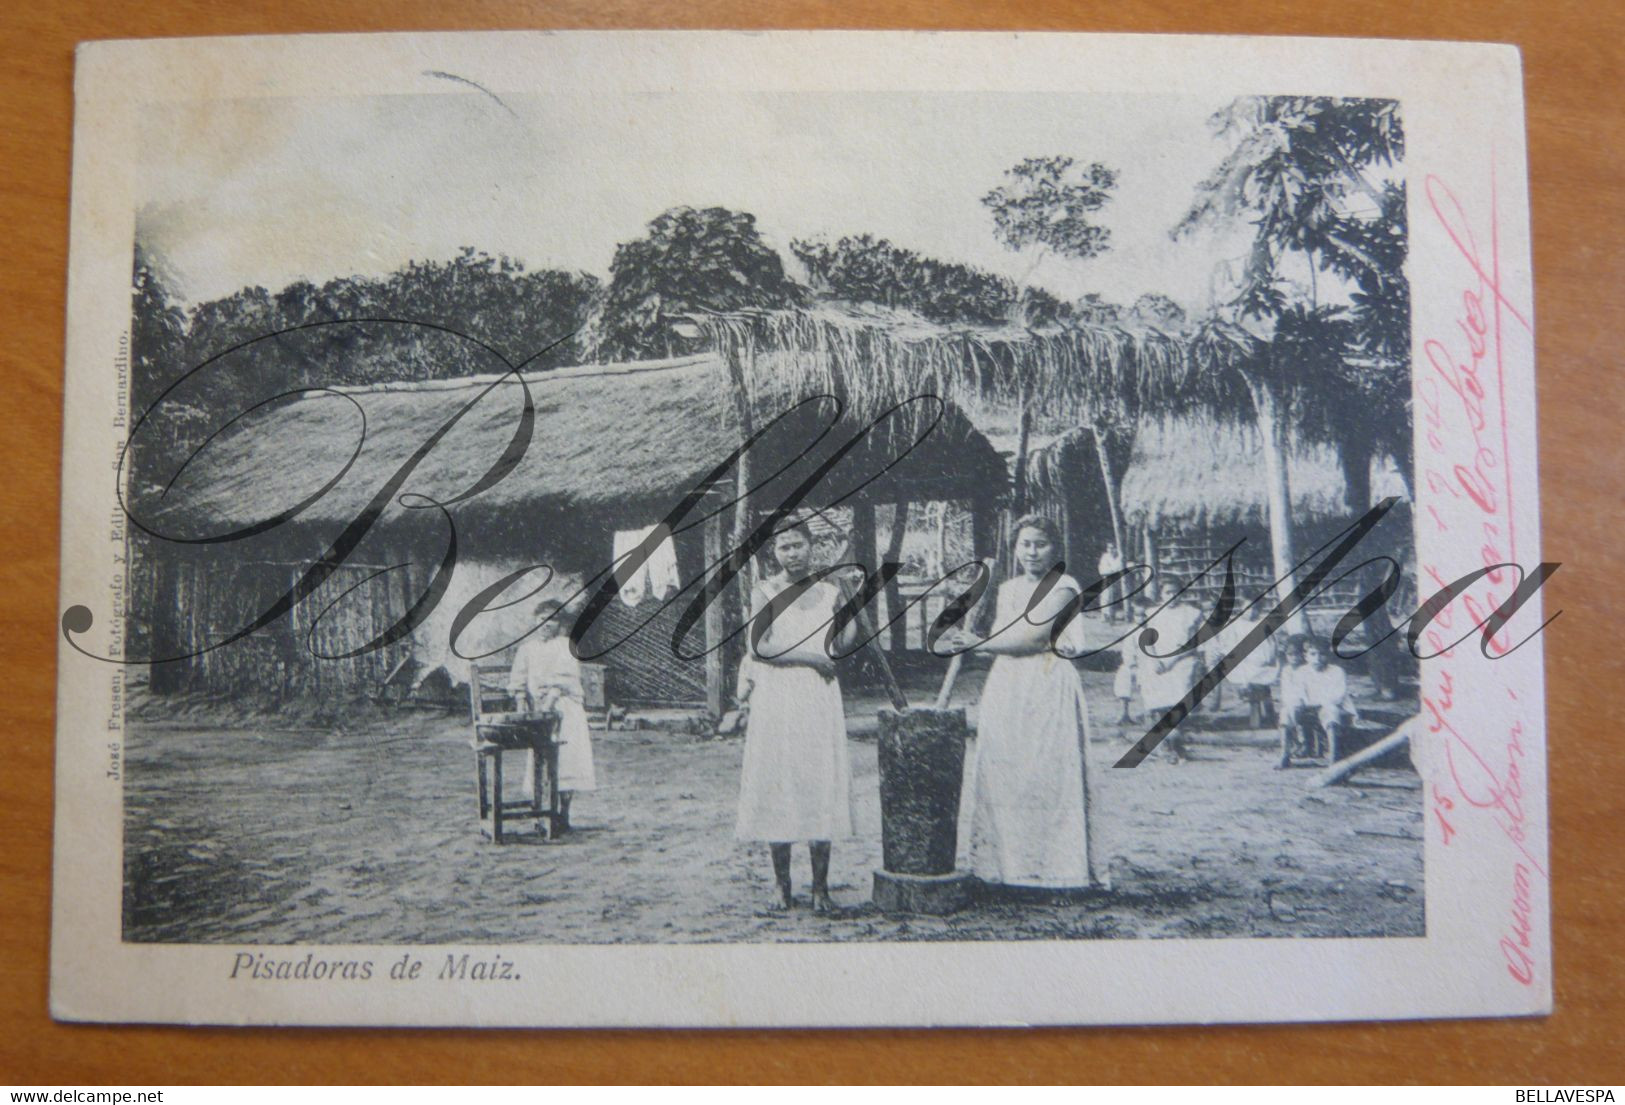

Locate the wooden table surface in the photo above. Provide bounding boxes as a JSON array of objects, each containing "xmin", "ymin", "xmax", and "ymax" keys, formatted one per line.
[{"xmin": 2, "ymin": 0, "xmax": 1620, "ymax": 1085}]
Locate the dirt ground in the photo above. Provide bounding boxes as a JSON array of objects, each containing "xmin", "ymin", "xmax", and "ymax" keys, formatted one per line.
[{"xmin": 123, "ymin": 662, "xmax": 1424, "ymax": 945}]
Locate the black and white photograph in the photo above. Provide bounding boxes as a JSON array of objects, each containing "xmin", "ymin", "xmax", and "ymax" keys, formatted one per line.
[
  {"xmin": 116, "ymin": 78, "xmax": 1422, "ymax": 947},
  {"xmin": 49, "ymin": 31, "xmax": 1546, "ymax": 1028}
]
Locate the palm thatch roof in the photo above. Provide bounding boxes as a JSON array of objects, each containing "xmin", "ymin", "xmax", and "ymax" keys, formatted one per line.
[
  {"xmin": 150, "ymin": 352, "xmax": 1008, "ymax": 542},
  {"xmin": 696, "ymin": 305, "xmax": 1260, "ymax": 435},
  {"xmin": 1117, "ymin": 415, "xmax": 1408, "ymax": 529}
]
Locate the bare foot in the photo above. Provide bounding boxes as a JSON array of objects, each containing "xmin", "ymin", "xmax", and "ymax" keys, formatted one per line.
[{"xmin": 810, "ymin": 889, "xmax": 835, "ymax": 914}]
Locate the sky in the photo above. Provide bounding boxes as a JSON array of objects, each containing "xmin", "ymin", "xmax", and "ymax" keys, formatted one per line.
[{"xmin": 136, "ymin": 86, "xmax": 1258, "ymax": 312}]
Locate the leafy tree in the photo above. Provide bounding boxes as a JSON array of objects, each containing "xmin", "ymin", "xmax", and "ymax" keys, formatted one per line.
[
  {"xmin": 1071, "ymin": 293, "xmax": 1122, "ymax": 325},
  {"xmin": 1177, "ymin": 95, "xmax": 1408, "ymax": 628},
  {"xmin": 379, "ymin": 249, "xmax": 597, "ymax": 372},
  {"xmin": 1126, "ymin": 292, "xmax": 1188, "ymax": 331},
  {"xmin": 131, "ymin": 241, "xmax": 188, "ymax": 416},
  {"xmin": 176, "ymin": 249, "xmax": 597, "ymax": 394},
  {"xmin": 791, "ymin": 233, "xmax": 1138, "ymax": 336},
  {"xmin": 129, "ymin": 241, "xmax": 216, "ymax": 498},
  {"xmin": 600, "ymin": 206, "xmax": 804, "ymax": 360},
  {"xmin": 126, "ymin": 248, "xmax": 599, "ymax": 509},
  {"xmin": 981, "ymin": 156, "xmax": 1118, "ymax": 323},
  {"xmin": 794, "ymin": 234, "xmax": 907, "ymax": 309},
  {"xmin": 1019, "ymin": 286, "xmax": 1077, "ymax": 329},
  {"xmin": 792, "ymin": 233, "xmax": 1032, "ymax": 327},
  {"xmin": 980, "ymin": 156, "xmax": 1121, "ymax": 518},
  {"xmin": 1178, "ymin": 97, "xmax": 1404, "ymax": 329}
]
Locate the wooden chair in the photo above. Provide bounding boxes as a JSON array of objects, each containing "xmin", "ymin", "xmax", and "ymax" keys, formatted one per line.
[{"xmin": 468, "ymin": 660, "xmax": 561, "ymax": 843}]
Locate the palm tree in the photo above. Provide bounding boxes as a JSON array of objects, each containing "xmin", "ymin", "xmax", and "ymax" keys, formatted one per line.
[{"xmin": 1176, "ymin": 96, "xmax": 1407, "ymax": 607}]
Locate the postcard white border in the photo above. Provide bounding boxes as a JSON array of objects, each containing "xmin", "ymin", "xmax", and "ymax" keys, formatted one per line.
[{"xmin": 52, "ymin": 30, "xmax": 1548, "ymax": 1027}]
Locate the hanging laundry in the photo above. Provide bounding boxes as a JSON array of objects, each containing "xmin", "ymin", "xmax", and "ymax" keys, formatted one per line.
[{"xmin": 610, "ymin": 524, "xmax": 682, "ymax": 607}]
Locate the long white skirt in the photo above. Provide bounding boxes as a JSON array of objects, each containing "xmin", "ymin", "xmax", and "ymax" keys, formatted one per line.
[
  {"xmin": 514, "ymin": 699, "xmax": 596, "ymax": 799},
  {"xmin": 1140, "ymin": 654, "xmax": 1200, "ymax": 712},
  {"xmin": 555, "ymin": 698, "xmax": 596, "ymax": 792},
  {"xmin": 968, "ymin": 652, "xmax": 1093, "ymax": 888},
  {"xmin": 735, "ymin": 664, "xmax": 852, "ymax": 842}
]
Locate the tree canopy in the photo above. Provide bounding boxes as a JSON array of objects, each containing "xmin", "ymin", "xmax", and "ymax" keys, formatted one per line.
[
  {"xmin": 1126, "ymin": 292, "xmax": 1188, "ymax": 332},
  {"xmin": 1176, "ymin": 96, "xmax": 1410, "ymax": 453},
  {"xmin": 982, "ymin": 156, "xmax": 1118, "ymax": 294},
  {"xmin": 790, "ymin": 232, "xmax": 1090, "ymax": 330},
  {"xmin": 127, "ymin": 245, "xmax": 600, "ymax": 499},
  {"xmin": 1176, "ymin": 96, "xmax": 1407, "ymax": 362},
  {"xmin": 598, "ymin": 206, "xmax": 805, "ymax": 360}
]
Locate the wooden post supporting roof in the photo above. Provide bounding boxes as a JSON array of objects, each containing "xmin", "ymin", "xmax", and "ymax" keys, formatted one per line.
[
  {"xmin": 882, "ymin": 503, "xmax": 908, "ymax": 653},
  {"xmin": 971, "ymin": 495, "xmax": 998, "ymax": 562},
  {"xmin": 703, "ymin": 503, "xmax": 727, "ymax": 721},
  {"xmin": 720, "ymin": 347, "xmax": 758, "ymax": 721},
  {"xmin": 970, "ymin": 492, "xmax": 1004, "ymax": 637},
  {"xmin": 846, "ymin": 499, "xmax": 908, "ymax": 710},
  {"xmin": 851, "ymin": 501, "xmax": 877, "ymax": 578}
]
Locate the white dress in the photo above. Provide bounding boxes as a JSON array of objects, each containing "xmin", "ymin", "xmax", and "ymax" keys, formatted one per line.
[
  {"xmin": 1222, "ymin": 616, "xmax": 1278, "ymax": 690},
  {"xmin": 507, "ymin": 636, "xmax": 597, "ymax": 791},
  {"xmin": 1112, "ymin": 641, "xmax": 1138, "ymax": 701},
  {"xmin": 967, "ymin": 574, "xmax": 1095, "ymax": 888},
  {"xmin": 1138, "ymin": 601, "xmax": 1204, "ymax": 712},
  {"xmin": 735, "ymin": 580, "xmax": 853, "ymax": 842},
  {"xmin": 1282, "ymin": 662, "xmax": 1353, "ymax": 728}
]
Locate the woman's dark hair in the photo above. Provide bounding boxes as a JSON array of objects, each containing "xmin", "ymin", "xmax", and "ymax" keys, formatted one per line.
[
  {"xmin": 771, "ymin": 518, "xmax": 815, "ymax": 546},
  {"xmin": 1009, "ymin": 513, "xmax": 1061, "ymax": 549},
  {"xmin": 763, "ymin": 514, "xmax": 816, "ymax": 576}
]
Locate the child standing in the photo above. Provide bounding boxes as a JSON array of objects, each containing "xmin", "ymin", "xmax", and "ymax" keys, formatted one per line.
[
  {"xmin": 1136, "ymin": 579, "xmax": 1203, "ymax": 765},
  {"xmin": 507, "ymin": 599, "xmax": 598, "ymax": 830},
  {"xmin": 1113, "ymin": 615, "xmax": 1139, "ymax": 725},
  {"xmin": 1097, "ymin": 541, "xmax": 1125, "ymax": 623}
]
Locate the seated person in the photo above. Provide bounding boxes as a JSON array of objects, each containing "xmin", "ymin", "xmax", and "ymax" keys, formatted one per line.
[{"xmin": 1278, "ymin": 636, "xmax": 1354, "ymax": 767}]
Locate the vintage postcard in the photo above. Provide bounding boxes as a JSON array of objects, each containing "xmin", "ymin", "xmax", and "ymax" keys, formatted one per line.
[{"xmin": 51, "ymin": 31, "xmax": 1548, "ymax": 1027}]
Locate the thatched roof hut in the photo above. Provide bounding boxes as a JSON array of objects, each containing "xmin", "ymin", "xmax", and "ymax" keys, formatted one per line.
[
  {"xmin": 697, "ymin": 305, "xmax": 1254, "ymax": 433},
  {"xmin": 153, "ymin": 351, "xmax": 1008, "ymax": 549},
  {"xmin": 1118, "ymin": 415, "xmax": 1408, "ymax": 530},
  {"xmin": 140, "ymin": 351, "xmax": 1010, "ymax": 708}
]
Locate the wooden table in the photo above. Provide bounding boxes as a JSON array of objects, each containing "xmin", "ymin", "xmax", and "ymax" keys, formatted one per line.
[
  {"xmin": 2, "ymin": 0, "xmax": 1621, "ymax": 1084},
  {"xmin": 473, "ymin": 714, "xmax": 562, "ymax": 843}
]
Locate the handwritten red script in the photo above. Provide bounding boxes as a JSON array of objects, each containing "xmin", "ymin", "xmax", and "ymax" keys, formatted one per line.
[{"xmin": 1418, "ymin": 167, "xmax": 1543, "ymax": 987}]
